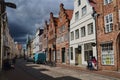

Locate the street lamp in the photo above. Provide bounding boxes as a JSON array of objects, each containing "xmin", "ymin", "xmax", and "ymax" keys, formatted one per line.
[{"xmin": 0, "ymin": 0, "xmax": 16, "ymax": 71}]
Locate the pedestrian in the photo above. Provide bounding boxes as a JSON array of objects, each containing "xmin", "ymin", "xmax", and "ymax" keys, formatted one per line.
[
  {"xmin": 11, "ymin": 56, "xmax": 17, "ymax": 69},
  {"xmin": 91, "ymin": 56, "xmax": 97, "ymax": 70}
]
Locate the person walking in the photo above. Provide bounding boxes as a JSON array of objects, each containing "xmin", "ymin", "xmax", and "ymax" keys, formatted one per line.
[{"xmin": 91, "ymin": 56, "xmax": 97, "ymax": 70}]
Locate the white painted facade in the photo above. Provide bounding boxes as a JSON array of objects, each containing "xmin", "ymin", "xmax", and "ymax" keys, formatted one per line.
[
  {"xmin": 70, "ymin": 0, "xmax": 97, "ymax": 65},
  {"xmin": 33, "ymin": 29, "xmax": 40, "ymax": 53}
]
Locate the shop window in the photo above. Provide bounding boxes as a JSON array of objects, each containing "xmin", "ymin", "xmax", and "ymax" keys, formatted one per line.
[
  {"xmin": 101, "ymin": 42, "xmax": 114, "ymax": 65},
  {"xmin": 84, "ymin": 43, "xmax": 93, "ymax": 61}
]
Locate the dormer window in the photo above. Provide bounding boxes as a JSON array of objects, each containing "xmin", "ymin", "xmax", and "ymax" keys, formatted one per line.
[
  {"xmin": 104, "ymin": 0, "xmax": 113, "ymax": 5},
  {"xmin": 78, "ymin": 0, "xmax": 81, "ymax": 6}
]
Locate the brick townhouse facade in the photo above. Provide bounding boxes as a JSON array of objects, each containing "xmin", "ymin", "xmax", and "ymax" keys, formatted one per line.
[
  {"xmin": 95, "ymin": 0, "xmax": 120, "ymax": 71},
  {"xmin": 56, "ymin": 3, "xmax": 73, "ymax": 64},
  {"xmin": 48, "ymin": 12, "xmax": 59, "ymax": 62},
  {"xmin": 43, "ymin": 21, "xmax": 49, "ymax": 61}
]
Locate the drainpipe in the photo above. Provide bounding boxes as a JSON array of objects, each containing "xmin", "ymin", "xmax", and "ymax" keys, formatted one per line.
[
  {"xmin": 92, "ymin": 7, "xmax": 100, "ymax": 70},
  {"xmin": 0, "ymin": 11, "xmax": 6, "ymax": 71}
]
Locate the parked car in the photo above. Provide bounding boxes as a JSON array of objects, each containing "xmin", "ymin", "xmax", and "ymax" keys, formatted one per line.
[{"xmin": 27, "ymin": 57, "xmax": 34, "ymax": 62}]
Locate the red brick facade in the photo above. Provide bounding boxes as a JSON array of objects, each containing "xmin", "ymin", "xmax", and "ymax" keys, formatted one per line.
[
  {"xmin": 56, "ymin": 3, "xmax": 73, "ymax": 64},
  {"xmin": 48, "ymin": 12, "xmax": 59, "ymax": 62},
  {"xmin": 96, "ymin": 0, "xmax": 120, "ymax": 71}
]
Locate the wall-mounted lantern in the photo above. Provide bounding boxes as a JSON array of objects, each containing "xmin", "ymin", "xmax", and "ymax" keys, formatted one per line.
[
  {"xmin": 91, "ymin": 42, "xmax": 96, "ymax": 47},
  {"xmin": 78, "ymin": 45, "xmax": 81, "ymax": 52}
]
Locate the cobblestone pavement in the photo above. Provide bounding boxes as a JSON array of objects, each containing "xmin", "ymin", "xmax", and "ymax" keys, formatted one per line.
[{"xmin": 1, "ymin": 59, "xmax": 120, "ymax": 80}]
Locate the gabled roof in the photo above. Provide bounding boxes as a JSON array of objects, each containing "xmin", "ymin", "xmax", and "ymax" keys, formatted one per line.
[
  {"xmin": 59, "ymin": 3, "xmax": 73, "ymax": 20},
  {"xmin": 88, "ymin": 0, "xmax": 96, "ymax": 8},
  {"xmin": 65, "ymin": 9, "xmax": 73, "ymax": 20},
  {"xmin": 53, "ymin": 17, "xmax": 59, "ymax": 26}
]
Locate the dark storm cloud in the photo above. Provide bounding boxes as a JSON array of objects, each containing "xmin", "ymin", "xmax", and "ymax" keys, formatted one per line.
[{"xmin": 5, "ymin": 0, "xmax": 73, "ymax": 44}]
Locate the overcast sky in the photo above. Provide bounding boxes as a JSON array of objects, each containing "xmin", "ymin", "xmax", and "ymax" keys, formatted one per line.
[{"xmin": 5, "ymin": 0, "xmax": 74, "ymax": 45}]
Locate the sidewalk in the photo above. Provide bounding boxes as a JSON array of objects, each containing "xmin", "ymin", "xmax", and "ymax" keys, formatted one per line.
[
  {"xmin": 0, "ymin": 71, "xmax": 8, "ymax": 80},
  {"xmin": 56, "ymin": 63, "xmax": 120, "ymax": 79}
]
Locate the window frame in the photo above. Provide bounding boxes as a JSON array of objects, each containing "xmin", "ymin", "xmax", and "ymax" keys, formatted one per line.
[
  {"xmin": 104, "ymin": 13, "xmax": 113, "ymax": 33},
  {"xmin": 78, "ymin": 0, "xmax": 81, "ymax": 6},
  {"xmin": 104, "ymin": 0, "xmax": 113, "ymax": 5},
  {"xmin": 75, "ymin": 11, "xmax": 79, "ymax": 21},
  {"xmin": 75, "ymin": 29, "xmax": 79, "ymax": 39},
  {"xmin": 101, "ymin": 42, "xmax": 114, "ymax": 65},
  {"xmin": 82, "ymin": 6, "xmax": 87, "ymax": 16},
  {"xmin": 84, "ymin": 43, "xmax": 93, "ymax": 61},
  {"xmin": 81, "ymin": 26, "xmax": 86, "ymax": 37},
  {"xmin": 71, "ymin": 31, "xmax": 74, "ymax": 41},
  {"xmin": 88, "ymin": 23, "xmax": 94, "ymax": 35}
]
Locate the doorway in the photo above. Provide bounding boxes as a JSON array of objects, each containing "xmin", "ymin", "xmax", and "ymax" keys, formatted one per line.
[
  {"xmin": 49, "ymin": 48, "xmax": 51, "ymax": 62},
  {"xmin": 116, "ymin": 33, "xmax": 120, "ymax": 70},
  {"xmin": 75, "ymin": 48, "xmax": 82, "ymax": 65},
  {"xmin": 62, "ymin": 48, "xmax": 65, "ymax": 63},
  {"xmin": 118, "ymin": 34, "xmax": 120, "ymax": 69}
]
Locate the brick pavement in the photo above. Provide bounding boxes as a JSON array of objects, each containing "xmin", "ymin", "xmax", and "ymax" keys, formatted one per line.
[
  {"xmin": 0, "ymin": 59, "xmax": 120, "ymax": 80},
  {"xmin": 56, "ymin": 63, "xmax": 120, "ymax": 79}
]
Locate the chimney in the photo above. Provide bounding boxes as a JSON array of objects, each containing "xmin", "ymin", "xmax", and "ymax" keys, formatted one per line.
[{"xmin": 50, "ymin": 12, "xmax": 53, "ymax": 18}]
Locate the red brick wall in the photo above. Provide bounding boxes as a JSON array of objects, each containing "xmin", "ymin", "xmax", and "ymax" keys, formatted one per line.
[
  {"xmin": 56, "ymin": 3, "xmax": 73, "ymax": 64},
  {"xmin": 96, "ymin": 0, "xmax": 120, "ymax": 71}
]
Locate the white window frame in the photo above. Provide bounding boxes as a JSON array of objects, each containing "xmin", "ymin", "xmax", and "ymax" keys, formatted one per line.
[
  {"xmin": 78, "ymin": 0, "xmax": 81, "ymax": 6},
  {"xmin": 88, "ymin": 23, "xmax": 93, "ymax": 35},
  {"xmin": 75, "ymin": 29, "xmax": 79, "ymax": 39},
  {"xmin": 81, "ymin": 26, "xmax": 86, "ymax": 37},
  {"xmin": 82, "ymin": 6, "xmax": 87, "ymax": 16},
  {"xmin": 71, "ymin": 31, "xmax": 74, "ymax": 41},
  {"xmin": 104, "ymin": 0, "xmax": 113, "ymax": 5},
  {"xmin": 104, "ymin": 13, "xmax": 113, "ymax": 33},
  {"xmin": 75, "ymin": 11, "xmax": 79, "ymax": 21},
  {"xmin": 101, "ymin": 42, "xmax": 114, "ymax": 65}
]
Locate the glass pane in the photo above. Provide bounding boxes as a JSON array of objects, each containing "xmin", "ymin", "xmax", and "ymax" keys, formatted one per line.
[{"xmin": 82, "ymin": 6, "xmax": 86, "ymax": 16}]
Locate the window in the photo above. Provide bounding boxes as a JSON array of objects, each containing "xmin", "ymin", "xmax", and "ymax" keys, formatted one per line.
[
  {"xmin": 75, "ymin": 29, "xmax": 79, "ymax": 39},
  {"xmin": 104, "ymin": 0, "xmax": 113, "ymax": 5},
  {"xmin": 78, "ymin": 0, "xmax": 81, "ymax": 6},
  {"xmin": 81, "ymin": 26, "xmax": 86, "ymax": 37},
  {"xmin": 104, "ymin": 13, "xmax": 113, "ymax": 33},
  {"xmin": 59, "ymin": 25, "xmax": 65, "ymax": 33},
  {"xmin": 82, "ymin": 6, "xmax": 87, "ymax": 16},
  {"xmin": 71, "ymin": 31, "xmax": 74, "ymax": 41},
  {"xmin": 101, "ymin": 42, "xmax": 114, "ymax": 65},
  {"xmin": 57, "ymin": 50, "xmax": 60, "ymax": 59},
  {"xmin": 88, "ymin": 23, "xmax": 93, "ymax": 35},
  {"xmin": 75, "ymin": 11, "xmax": 79, "ymax": 21},
  {"xmin": 70, "ymin": 47, "xmax": 73, "ymax": 60},
  {"xmin": 84, "ymin": 43, "xmax": 93, "ymax": 61},
  {"xmin": 64, "ymin": 33, "xmax": 68, "ymax": 41}
]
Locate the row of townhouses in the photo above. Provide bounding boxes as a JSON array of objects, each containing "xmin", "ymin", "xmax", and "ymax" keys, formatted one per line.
[
  {"xmin": 27, "ymin": 0, "xmax": 120, "ymax": 71},
  {"xmin": 0, "ymin": 0, "xmax": 23, "ymax": 71}
]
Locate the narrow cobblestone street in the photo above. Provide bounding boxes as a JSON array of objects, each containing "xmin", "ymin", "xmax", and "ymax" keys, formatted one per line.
[{"xmin": 1, "ymin": 59, "xmax": 120, "ymax": 80}]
